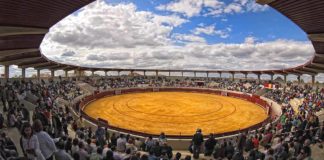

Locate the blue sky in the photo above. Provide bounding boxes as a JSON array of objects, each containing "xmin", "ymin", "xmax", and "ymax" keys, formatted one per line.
[{"xmin": 104, "ymin": 0, "xmax": 307, "ymax": 44}]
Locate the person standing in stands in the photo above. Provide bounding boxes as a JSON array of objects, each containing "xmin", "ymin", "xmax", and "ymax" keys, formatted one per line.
[
  {"xmin": 0, "ymin": 85, "xmax": 7, "ymax": 112},
  {"xmin": 116, "ymin": 134, "xmax": 127, "ymax": 152},
  {"xmin": 204, "ymin": 133, "xmax": 216, "ymax": 156},
  {"xmin": 95, "ymin": 123, "xmax": 106, "ymax": 147},
  {"xmin": 0, "ymin": 113, "xmax": 4, "ymax": 129},
  {"xmin": 33, "ymin": 119, "xmax": 57, "ymax": 160},
  {"xmin": 192, "ymin": 128, "xmax": 204, "ymax": 159}
]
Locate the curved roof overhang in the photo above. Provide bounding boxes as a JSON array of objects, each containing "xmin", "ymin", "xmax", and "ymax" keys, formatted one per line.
[{"xmin": 0, "ymin": 0, "xmax": 323, "ymax": 76}]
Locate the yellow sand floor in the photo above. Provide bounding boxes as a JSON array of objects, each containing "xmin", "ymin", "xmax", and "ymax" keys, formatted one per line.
[{"xmin": 84, "ymin": 92, "xmax": 267, "ymax": 136}]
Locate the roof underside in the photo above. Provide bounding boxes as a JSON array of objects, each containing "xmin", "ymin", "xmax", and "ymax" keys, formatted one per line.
[{"xmin": 0, "ymin": 0, "xmax": 323, "ymax": 75}]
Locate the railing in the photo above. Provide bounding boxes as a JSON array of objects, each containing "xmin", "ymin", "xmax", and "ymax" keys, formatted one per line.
[{"xmin": 75, "ymin": 87, "xmax": 280, "ymax": 139}]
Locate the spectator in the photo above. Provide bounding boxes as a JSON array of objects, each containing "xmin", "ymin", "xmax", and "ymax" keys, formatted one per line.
[
  {"xmin": 192, "ymin": 128, "xmax": 203, "ymax": 159},
  {"xmin": 54, "ymin": 141, "xmax": 73, "ymax": 160},
  {"xmin": 116, "ymin": 134, "xmax": 127, "ymax": 152},
  {"xmin": 21, "ymin": 123, "xmax": 45, "ymax": 160},
  {"xmin": 204, "ymin": 133, "xmax": 216, "ymax": 156},
  {"xmin": 33, "ymin": 119, "xmax": 57, "ymax": 160}
]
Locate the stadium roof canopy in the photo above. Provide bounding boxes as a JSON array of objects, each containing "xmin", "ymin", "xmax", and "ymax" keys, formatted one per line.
[{"xmin": 0, "ymin": 0, "xmax": 324, "ymax": 76}]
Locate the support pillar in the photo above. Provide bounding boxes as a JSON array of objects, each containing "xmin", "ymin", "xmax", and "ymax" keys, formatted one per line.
[
  {"xmin": 168, "ymin": 71, "xmax": 170, "ymax": 76},
  {"xmin": 181, "ymin": 72, "xmax": 184, "ymax": 77},
  {"xmin": 143, "ymin": 71, "xmax": 146, "ymax": 76},
  {"xmin": 78, "ymin": 70, "xmax": 81, "ymax": 78},
  {"xmin": 206, "ymin": 72, "xmax": 209, "ymax": 78},
  {"xmin": 65, "ymin": 70, "xmax": 68, "ymax": 78},
  {"xmin": 21, "ymin": 67, "xmax": 26, "ymax": 80},
  {"xmin": 194, "ymin": 72, "xmax": 196, "ymax": 77},
  {"xmin": 155, "ymin": 71, "xmax": 158, "ymax": 77},
  {"xmin": 231, "ymin": 73, "xmax": 234, "ymax": 81},
  {"xmin": 244, "ymin": 73, "xmax": 247, "ymax": 79},
  {"xmin": 37, "ymin": 69, "xmax": 40, "ymax": 80},
  {"xmin": 312, "ymin": 75, "xmax": 315, "ymax": 86},
  {"xmin": 257, "ymin": 74, "xmax": 261, "ymax": 83},
  {"xmin": 270, "ymin": 74, "xmax": 274, "ymax": 81},
  {"xmin": 118, "ymin": 71, "xmax": 120, "ymax": 76},
  {"xmin": 91, "ymin": 71, "xmax": 94, "ymax": 77},
  {"xmin": 297, "ymin": 75, "xmax": 301, "ymax": 84},
  {"xmin": 220, "ymin": 72, "xmax": 222, "ymax": 78},
  {"xmin": 284, "ymin": 75, "xmax": 287, "ymax": 84},
  {"xmin": 105, "ymin": 71, "xmax": 108, "ymax": 77},
  {"xmin": 51, "ymin": 70, "xmax": 55, "ymax": 78},
  {"xmin": 4, "ymin": 65, "xmax": 9, "ymax": 80}
]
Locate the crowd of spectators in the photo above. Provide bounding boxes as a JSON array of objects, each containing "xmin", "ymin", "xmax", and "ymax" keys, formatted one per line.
[
  {"xmin": 85, "ymin": 76, "xmax": 263, "ymax": 94},
  {"xmin": 0, "ymin": 76, "xmax": 323, "ymax": 160}
]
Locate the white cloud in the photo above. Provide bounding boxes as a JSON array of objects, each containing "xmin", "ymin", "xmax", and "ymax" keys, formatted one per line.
[
  {"xmin": 193, "ymin": 25, "xmax": 216, "ymax": 35},
  {"xmin": 42, "ymin": 0, "xmax": 188, "ymax": 51},
  {"xmin": 156, "ymin": 0, "xmax": 204, "ymax": 17},
  {"xmin": 157, "ymin": 0, "xmax": 268, "ymax": 17},
  {"xmin": 224, "ymin": 3, "xmax": 242, "ymax": 14},
  {"xmin": 61, "ymin": 51, "xmax": 76, "ymax": 57},
  {"xmin": 235, "ymin": 0, "xmax": 268, "ymax": 12},
  {"xmin": 192, "ymin": 24, "xmax": 230, "ymax": 38},
  {"xmin": 244, "ymin": 36, "xmax": 257, "ymax": 44},
  {"xmin": 172, "ymin": 33, "xmax": 206, "ymax": 43}
]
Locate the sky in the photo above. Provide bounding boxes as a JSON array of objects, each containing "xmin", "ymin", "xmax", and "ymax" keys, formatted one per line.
[{"xmin": 1, "ymin": 0, "xmax": 320, "ymax": 81}]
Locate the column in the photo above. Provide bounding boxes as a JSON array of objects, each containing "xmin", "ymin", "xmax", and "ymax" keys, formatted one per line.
[
  {"xmin": 284, "ymin": 75, "xmax": 287, "ymax": 83},
  {"xmin": 155, "ymin": 70, "xmax": 158, "ymax": 77},
  {"xmin": 194, "ymin": 72, "xmax": 196, "ymax": 77},
  {"xmin": 206, "ymin": 72, "xmax": 209, "ymax": 78},
  {"xmin": 270, "ymin": 74, "xmax": 274, "ymax": 81},
  {"xmin": 74, "ymin": 70, "xmax": 77, "ymax": 79},
  {"xmin": 118, "ymin": 71, "xmax": 120, "ymax": 76},
  {"xmin": 220, "ymin": 72, "xmax": 222, "ymax": 78},
  {"xmin": 37, "ymin": 69, "xmax": 40, "ymax": 80},
  {"xmin": 181, "ymin": 72, "xmax": 184, "ymax": 77},
  {"xmin": 312, "ymin": 75, "xmax": 315, "ymax": 86},
  {"xmin": 105, "ymin": 71, "xmax": 108, "ymax": 77},
  {"xmin": 244, "ymin": 73, "xmax": 247, "ymax": 79},
  {"xmin": 65, "ymin": 70, "xmax": 68, "ymax": 78},
  {"xmin": 91, "ymin": 70, "xmax": 94, "ymax": 77},
  {"xmin": 78, "ymin": 70, "xmax": 81, "ymax": 78},
  {"xmin": 21, "ymin": 67, "xmax": 26, "ymax": 80},
  {"xmin": 231, "ymin": 73, "xmax": 234, "ymax": 81},
  {"xmin": 297, "ymin": 75, "xmax": 301, "ymax": 84},
  {"xmin": 168, "ymin": 71, "xmax": 171, "ymax": 76},
  {"xmin": 257, "ymin": 74, "xmax": 261, "ymax": 82},
  {"xmin": 4, "ymin": 65, "xmax": 9, "ymax": 79},
  {"xmin": 143, "ymin": 71, "xmax": 146, "ymax": 76},
  {"xmin": 51, "ymin": 70, "xmax": 55, "ymax": 78}
]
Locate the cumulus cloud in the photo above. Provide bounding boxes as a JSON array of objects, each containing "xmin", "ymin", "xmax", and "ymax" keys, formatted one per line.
[
  {"xmin": 244, "ymin": 36, "xmax": 257, "ymax": 44},
  {"xmin": 192, "ymin": 24, "xmax": 231, "ymax": 38},
  {"xmin": 172, "ymin": 33, "xmax": 206, "ymax": 43},
  {"xmin": 157, "ymin": 0, "xmax": 268, "ymax": 17},
  {"xmin": 61, "ymin": 51, "xmax": 76, "ymax": 57},
  {"xmin": 87, "ymin": 52, "xmax": 131, "ymax": 61},
  {"xmin": 156, "ymin": 0, "xmax": 205, "ymax": 17},
  {"xmin": 42, "ymin": 0, "xmax": 188, "ymax": 50}
]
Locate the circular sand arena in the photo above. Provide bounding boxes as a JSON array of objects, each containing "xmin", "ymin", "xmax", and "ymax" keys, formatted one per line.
[{"xmin": 83, "ymin": 92, "xmax": 268, "ymax": 136}]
